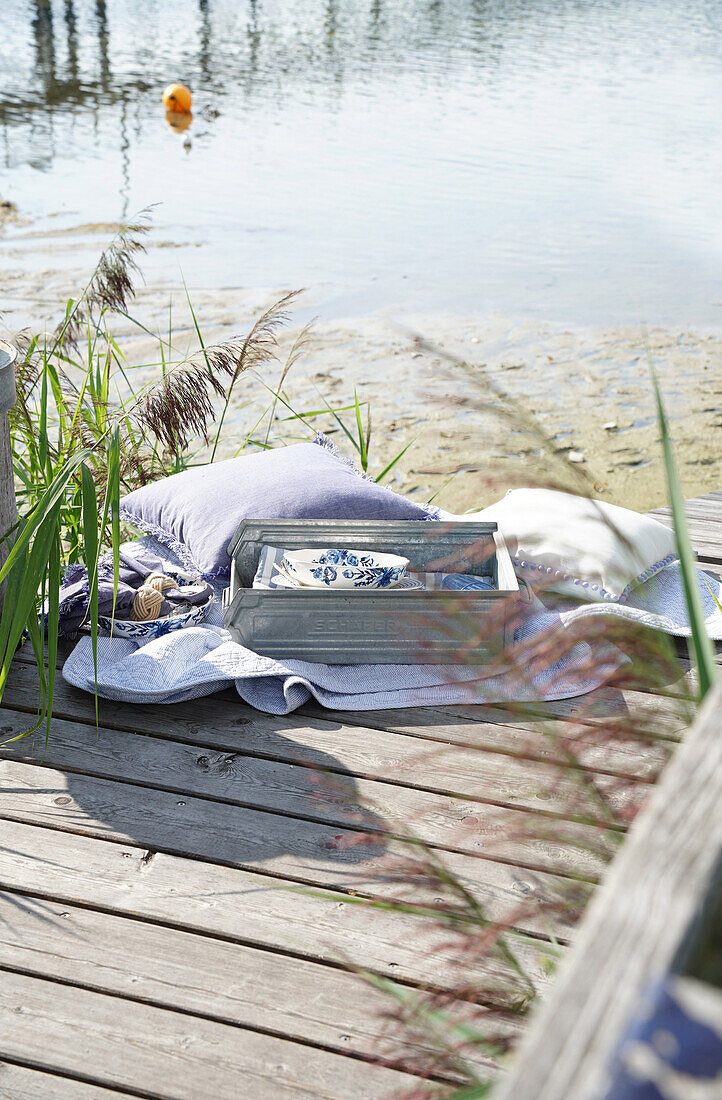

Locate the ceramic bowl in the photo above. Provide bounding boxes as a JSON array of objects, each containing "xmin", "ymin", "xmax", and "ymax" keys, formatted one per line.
[
  {"xmin": 281, "ymin": 548, "xmax": 409, "ymax": 590},
  {"xmin": 96, "ymin": 567, "xmax": 215, "ymax": 639}
]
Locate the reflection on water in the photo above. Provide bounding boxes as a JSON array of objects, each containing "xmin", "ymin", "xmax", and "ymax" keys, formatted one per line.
[{"xmin": 2, "ymin": 0, "xmax": 722, "ymax": 322}]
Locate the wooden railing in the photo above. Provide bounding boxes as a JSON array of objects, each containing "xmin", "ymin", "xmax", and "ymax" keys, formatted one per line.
[
  {"xmin": 0, "ymin": 340, "xmax": 17, "ymax": 608},
  {"xmin": 496, "ymin": 679, "xmax": 722, "ymax": 1098}
]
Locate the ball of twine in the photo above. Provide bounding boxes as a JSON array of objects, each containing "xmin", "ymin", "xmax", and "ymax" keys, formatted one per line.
[
  {"xmin": 145, "ymin": 572, "xmax": 177, "ymax": 594},
  {"xmin": 131, "ymin": 585, "xmax": 165, "ymax": 621}
]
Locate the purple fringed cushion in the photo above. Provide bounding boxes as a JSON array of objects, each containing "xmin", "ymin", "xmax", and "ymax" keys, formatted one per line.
[{"xmin": 119, "ymin": 439, "xmax": 435, "ymax": 580}]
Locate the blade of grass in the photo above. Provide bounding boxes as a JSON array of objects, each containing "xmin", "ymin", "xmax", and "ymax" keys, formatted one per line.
[
  {"xmin": 280, "ymin": 403, "xmax": 357, "ymax": 421},
  {"xmin": 253, "ymin": 378, "xmax": 319, "ymax": 434},
  {"xmin": 38, "ymin": 362, "xmax": 49, "ymax": 474},
  {"xmin": 314, "ymin": 388, "xmax": 360, "ymax": 455},
  {"xmin": 0, "ymin": 446, "xmax": 96, "ymax": 588},
  {"xmin": 23, "ymin": 592, "xmax": 48, "ymax": 708},
  {"xmin": 81, "ymin": 464, "xmax": 100, "ymax": 722},
  {"xmin": 209, "ymin": 290, "xmax": 298, "ymax": 462},
  {"xmin": 361, "ymin": 971, "xmax": 504, "ymax": 1078},
  {"xmin": 43, "ymin": 529, "xmax": 61, "ymax": 748},
  {"xmin": 354, "ymin": 389, "xmax": 368, "ymax": 472},
  {"xmin": 652, "ymin": 370, "xmax": 717, "ymax": 700},
  {"xmin": 263, "ymin": 321, "xmax": 314, "ymax": 446},
  {"xmin": 427, "ymin": 470, "xmax": 459, "ymax": 505},
  {"xmin": 24, "ymin": 610, "xmax": 47, "ymax": 717},
  {"xmin": 233, "ymin": 403, "xmax": 277, "ymax": 458},
  {"xmin": 703, "ymin": 574, "xmax": 722, "ymax": 614},
  {"xmin": 106, "ymin": 427, "xmax": 121, "ymax": 626},
  {"xmin": 375, "ymin": 437, "xmax": 418, "ymax": 483},
  {"xmin": 0, "ymin": 502, "xmax": 63, "ymax": 697},
  {"xmin": 447, "ymin": 1084, "xmax": 494, "ymax": 1099}
]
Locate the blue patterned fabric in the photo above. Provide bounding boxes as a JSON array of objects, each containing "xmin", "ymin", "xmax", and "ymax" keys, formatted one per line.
[
  {"xmin": 439, "ymin": 572, "xmax": 495, "ymax": 591},
  {"xmin": 57, "ymin": 544, "xmax": 212, "ymax": 636},
  {"xmin": 603, "ymin": 976, "xmax": 722, "ymax": 1099}
]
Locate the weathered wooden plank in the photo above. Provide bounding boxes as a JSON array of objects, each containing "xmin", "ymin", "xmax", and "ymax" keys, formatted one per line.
[
  {"xmin": 649, "ymin": 498, "xmax": 722, "ymax": 526},
  {"xmin": 0, "ymin": 817, "xmax": 557, "ymax": 994},
  {"xmin": 448, "ymin": 683, "xmax": 692, "ymax": 732},
  {"xmin": 495, "ymin": 681, "xmax": 722, "ymax": 1100},
  {"xmin": 647, "ymin": 505, "xmax": 722, "ymax": 561},
  {"xmin": 0, "ymin": 891, "xmax": 507, "ymax": 1079},
  {"xmin": 691, "ymin": 488, "xmax": 722, "ymax": 504},
  {"xmin": 0, "ymin": 1063, "xmax": 129, "ymax": 1100},
  {"xmin": 659, "ymin": 531, "xmax": 722, "ymax": 562},
  {"xmin": 650, "ymin": 488, "xmax": 722, "ymax": 511},
  {"xmin": 290, "ymin": 694, "xmax": 690, "ymax": 802},
  {"xmin": 0, "ymin": 706, "xmax": 631, "ymax": 878},
  {"xmin": 5, "ymin": 658, "xmax": 680, "ymax": 784},
  {"xmin": 13, "ymin": 639, "xmax": 694, "ymax": 732},
  {"xmin": 0, "ymin": 756, "xmax": 593, "ymax": 940},
  {"xmin": 1, "ymin": 681, "xmax": 655, "ymax": 812},
  {"xmin": 298, "ymin": 695, "xmax": 685, "ymax": 767},
  {"xmin": 0, "ymin": 968, "xmax": 420, "ymax": 1099}
]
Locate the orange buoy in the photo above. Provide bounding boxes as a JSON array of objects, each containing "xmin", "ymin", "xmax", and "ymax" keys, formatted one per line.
[
  {"xmin": 165, "ymin": 108, "xmax": 193, "ymax": 132},
  {"xmin": 162, "ymin": 83, "xmax": 192, "ymax": 113}
]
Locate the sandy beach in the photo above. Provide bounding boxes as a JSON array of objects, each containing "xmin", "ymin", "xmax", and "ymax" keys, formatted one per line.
[{"xmin": 2, "ymin": 222, "xmax": 721, "ymax": 516}]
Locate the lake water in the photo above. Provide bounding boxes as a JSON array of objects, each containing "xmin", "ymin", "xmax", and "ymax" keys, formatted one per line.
[{"xmin": 2, "ymin": 0, "xmax": 722, "ymax": 324}]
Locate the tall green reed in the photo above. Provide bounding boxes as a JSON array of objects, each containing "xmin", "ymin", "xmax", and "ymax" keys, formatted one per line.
[
  {"xmin": 2, "ymin": 224, "xmax": 282, "ymax": 736},
  {"xmin": 263, "ymin": 382, "xmax": 416, "ymax": 483},
  {"xmin": 652, "ymin": 368, "xmax": 717, "ymax": 700}
]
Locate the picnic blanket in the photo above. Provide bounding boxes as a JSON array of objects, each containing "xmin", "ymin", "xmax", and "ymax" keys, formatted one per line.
[
  {"xmin": 62, "ymin": 523, "xmax": 722, "ymax": 714},
  {"xmin": 62, "ymin": 535, "xmax": 626, "ymax": 712}
]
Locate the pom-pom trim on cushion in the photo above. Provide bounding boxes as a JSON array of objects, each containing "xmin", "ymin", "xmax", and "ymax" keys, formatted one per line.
[
  {"xmin": 119, "ymin": 508, "xmax": 230, "ymax": 580},
  {"xmin": 513, "ymin": 550, "xmax": 680, "ymax": 602}
]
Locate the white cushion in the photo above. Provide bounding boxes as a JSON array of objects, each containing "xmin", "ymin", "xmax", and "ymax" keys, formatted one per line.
[{"xmin": 475, "ymin": 489, "xmax": 678, "ymax": 602}]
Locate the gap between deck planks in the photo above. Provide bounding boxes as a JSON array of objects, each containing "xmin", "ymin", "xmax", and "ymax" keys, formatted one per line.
[
  {"xmin": 5, "ymin": 656, "xmax": 689, "ymax": 773},
  {"xmin": 0, "ymin": 1062, "xmax": 135, "ymax": 1100},
  {"xmin": 0, "ymin": 749, "xmax": 593, "ymax": 940},
  {"xmin": 495, "ymin": 678, "xmax": 722, "ymax": 1099},
  {"xmin": 0, "ymin": 968, "xmax": 425, "ymax": 1100},
  {"xmin": 0, "ymin": 815, "xmax": 555, "ymax": 1001},
  {"xmin": 3, "ymin": 657, "xmax": 688, "ymax": 894},
  {"xmin": 0, "ymin": 660, "xmax": 651, "ymax": 1096},
  {"xmin": 0, "ymin": 815, "xmax": 544, "ymax": 1093},
  {"xmin": 0, "ymin": 891, "xmax": 508, "ymax": 1083},
  {"xmin": 0, "ymin": 699, "xmax": 642, "ymax": 1095},
  {"xmin": 648, "ymin": 489, "xmax": 722, "ymax": 562},
  {"xmin": 0, "ymin": 676, "xmax": 658, "ymax": 855}
]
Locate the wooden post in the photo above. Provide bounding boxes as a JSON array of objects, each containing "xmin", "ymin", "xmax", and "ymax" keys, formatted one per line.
[
  {"xmin": 495, "ymin": 679, "xmax": 722, "ymax": 1099},
  {"xmin": 0, "ymin": 341, "xmax": 18, "ymax": 611}
]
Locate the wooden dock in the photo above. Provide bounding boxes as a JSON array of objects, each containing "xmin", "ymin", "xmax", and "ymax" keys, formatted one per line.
[{"xmin": 0, "ymin": 492, "xmax": 720, "ymax": 1098}]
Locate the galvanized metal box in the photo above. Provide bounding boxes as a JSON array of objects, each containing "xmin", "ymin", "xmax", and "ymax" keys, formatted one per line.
[{"xmin": 222, "ymin": 519, "xmax": 521, "ymax": 664}]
